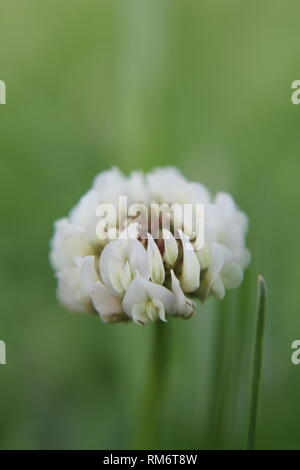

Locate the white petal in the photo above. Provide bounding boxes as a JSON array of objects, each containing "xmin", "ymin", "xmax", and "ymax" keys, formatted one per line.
[
  {"xmin": 122, "ymin": 276, "xmax": 149, "ymax": 315},
  {"xmin": 241, "ymin": 248, "xmax": 251, "ymax": 269},
  {"xmin": 79, "ymin": 256, "xmax": 99, "ymax": 295},
  {"xmin": 147, "ymin": 166, "xmax": 190, "ymax": 204},
  {"xmin": 91, "ymin": 281, "xmax": 124, "ymax": 322},
  {"xmin": 208, "ymin": 242, "xmax": 232, "ymax": 290},
  {"xmin": 127, "ymin": 239, "xmax": 150, "ymax": 279},
  {"xmin": 147, "ymin": 233, "xmax": 165, "ymax": 284},
  {"xmin": 214, "ymin": 192, "xmax": 236, "ymax": 217},
  {"xmin": 69, "ymin": 190, "xmax": 99, "ymax": 227},
  {"xmin": 57, "ymin": 267, "xmax": 92, "ymax": 313},
  {"xmin": 152, "ymin": 298, "xmax": 167, "ymax": 322},
  {"xmin": 119, "ymin": 222, "xmax": 140, "ymax": 240},
  {"xmin": 195, "ymin": 244, "xmax": 210, "ymax": 271},
  {"xmin": 108, "ymin": 259, "xmax": 124, "ymax": 294},
  {"xmin": 120, "ymin": 260, "xmax": 132, "ymax": 291},
  {"xmin": 132, "ymin": 303, "xmax": 148, "ymax": 325},
  {"xmin": 92, "ymin": 167, "xmax": 128, "ymax": 204},
  {"xmin": 211, "ymin": 275, "xmax": 225, "ymax": 299},
  {"xmin": 85, "ymin": 214, "xmax": 108, "ymax": 246},
  {"xmin": 189, "ymin": 182, "xmax": 211, "ymax": 204},
  {"xmin": 162, "ymin": 229, "xmax": 178, "ymax": 267},
  {"xmin": 50, "ymin": 219, "xmax": 94, "ymax": 270},
  {"xmin": 221, "ymin": 262, "xmax": 243, "ymax": 289},
  {"xmin": 128, "ymin": 170, "xmax": 148, "ymax": 204},
  {"xmin": 141, "ymin": 278, "xmax": 175, "ymax": 312},
  {"xmin": 122, "ymin": 276, "xmax": 174, "ymax": 316},
  {"xmin": 178, "ymin": 229, "xmax": 200, "ymax": 293},
  {"xmin": 211, "ymin": 191, "xmax": 250, "ymax": 275},
  {"xmin": 100, "ymin": 239, "xmax": 149, "ymax": 295},
  {"xmin": 170, "ymin": 270, "xmax": 195, "ymax": 318}
]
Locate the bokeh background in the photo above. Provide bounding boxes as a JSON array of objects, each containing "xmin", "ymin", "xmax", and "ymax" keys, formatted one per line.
[{"xmin": 0, "ymin": 0, "xmax": 300, "ymax": 449}]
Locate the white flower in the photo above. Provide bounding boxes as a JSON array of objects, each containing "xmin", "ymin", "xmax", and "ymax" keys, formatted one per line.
[{"xmin": 50, "ymin": 166, "xmax": 250, "ymax": 324}]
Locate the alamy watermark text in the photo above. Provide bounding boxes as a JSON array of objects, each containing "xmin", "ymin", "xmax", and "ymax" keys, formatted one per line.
[
  {"xmin": 0, "ymin": 340, "xmax": 6, "ymax": 365},
  {"xmin": 0, "ymin": 80, "xmax": 6, "ymax": 104}
]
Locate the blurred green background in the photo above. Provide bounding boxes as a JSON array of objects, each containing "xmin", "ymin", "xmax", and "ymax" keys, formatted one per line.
[{"xmin": 0, "ymin": 0, "xmax": 300, "ymax": 449}]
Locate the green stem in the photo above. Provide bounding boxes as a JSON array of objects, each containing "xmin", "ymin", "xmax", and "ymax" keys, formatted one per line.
[
  {"xmin": 135, "ymin": 321, "xmax": 169, "ymax": 449},
  {"xmin": 246, "ymin": 275, "xmax": 267, "ymax": 450}
]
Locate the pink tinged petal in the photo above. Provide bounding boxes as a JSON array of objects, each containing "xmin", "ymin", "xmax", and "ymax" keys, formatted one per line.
[
  {"xmin": 90, "ymin": 281, "xmax": 124, "ymax": 322},
  {"xmin": 170, "ymin": 270, "xmax": 195, "ymax": 318},
  {"xmin": 178, "ymin": 230, "xmax": 200, "ymax": 293},
  {"xmin": 147, "ymin": 233, "xmax": 165, "ymax": 284}
]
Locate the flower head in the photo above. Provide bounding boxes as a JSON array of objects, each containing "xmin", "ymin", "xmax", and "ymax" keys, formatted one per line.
[{"xmin": 50, "ymin": 167, "xmax": 250, "ymax": 324}]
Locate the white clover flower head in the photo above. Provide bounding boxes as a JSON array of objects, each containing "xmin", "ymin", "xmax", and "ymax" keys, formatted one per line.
[{"xmin": 50, "ymin": 167, "xmax": 250, "ymax": 325}]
